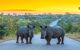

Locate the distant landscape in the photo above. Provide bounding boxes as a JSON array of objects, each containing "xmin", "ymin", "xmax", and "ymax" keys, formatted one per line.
[{"xmin": 0, "ymin": 12, "xmax": 80, "ymax": 42}]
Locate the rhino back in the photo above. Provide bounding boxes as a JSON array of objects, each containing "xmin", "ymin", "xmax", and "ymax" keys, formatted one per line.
[
  {"xmin": 17, "ymin": 27, "xmax": 29, "ymax": 35},
  {"xmin": 46, "ymin": 26, "xmax": 65, "ymax": 38}
]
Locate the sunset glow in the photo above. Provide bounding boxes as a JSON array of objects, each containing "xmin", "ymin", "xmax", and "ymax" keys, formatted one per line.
[{"xmin": 0, "ymin": 0, "xmax": 80, "ymax": 14}]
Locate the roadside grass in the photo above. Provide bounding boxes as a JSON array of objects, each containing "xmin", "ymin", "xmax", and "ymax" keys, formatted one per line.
[
  {"xmin": 0, "ymin": 35, "xmax": 16, "ymax": 43},
  {"xmin": 66, "ymin": 32, "xmax": 80, "ymax": 42}
]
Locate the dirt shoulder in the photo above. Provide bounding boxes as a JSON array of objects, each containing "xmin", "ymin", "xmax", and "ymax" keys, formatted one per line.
[{"xmin": 66, "ymin": 33, "xmax": 80, "ymax": 42}]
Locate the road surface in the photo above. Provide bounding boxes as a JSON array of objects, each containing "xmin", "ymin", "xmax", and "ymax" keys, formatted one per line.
[{"xmin": 0, "ymin": 34, "xmax": 80, "ymax": 50}]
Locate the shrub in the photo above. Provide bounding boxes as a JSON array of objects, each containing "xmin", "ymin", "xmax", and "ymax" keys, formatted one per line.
[
  {"xmin": 0, "ymin": 29, "xmax": 6, "ymax": 39},
  {"xmin": 59, "ymin": 20, "xmax": 72, "ymax": 33}
]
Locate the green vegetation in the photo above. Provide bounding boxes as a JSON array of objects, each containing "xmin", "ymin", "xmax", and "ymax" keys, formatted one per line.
[
  {"xmin": 58, "ymin": 14, "xmax": 80, "ymax": 33},
  {"xmin": 0, "ymin": 13, "xmax": 80, "ymax": 41}
]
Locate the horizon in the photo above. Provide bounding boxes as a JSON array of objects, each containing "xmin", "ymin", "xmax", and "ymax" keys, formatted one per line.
[{"xmin": 0, "ymin": 10, "xmax": 80, "ymax": 15}]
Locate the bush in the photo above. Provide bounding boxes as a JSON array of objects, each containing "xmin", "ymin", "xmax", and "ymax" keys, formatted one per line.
[
  {"xmin": 0, "ymin": 24, "xmax": 6, "ymax": 39},
  {"xmin": 59, "ymin": 20, "xmax": 72, "ymax": 33},
  {"xmin": 0, "ymin": 29, "xmax": 6, "ymax": 39}
]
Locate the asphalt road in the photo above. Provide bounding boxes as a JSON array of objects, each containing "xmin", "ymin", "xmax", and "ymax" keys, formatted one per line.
[{"xmin": 0, "ymin": 34, "xmax": 80, "ymax": 50}]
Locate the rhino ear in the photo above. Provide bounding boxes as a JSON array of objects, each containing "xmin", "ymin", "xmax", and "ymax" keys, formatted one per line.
[
  {"xmin": 40, "ymin": 26, "xmax": 42, "ymax": 28},
  {"xmin": 45, "ymin": 26, "xmax": 47, "ymax": 28}
]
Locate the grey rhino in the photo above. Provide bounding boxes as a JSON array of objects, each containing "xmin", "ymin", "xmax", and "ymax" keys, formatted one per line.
[
  {"xmin": 16, "ymin": 23, "xmax": 35, "ymax": 44},
  {"xmin": 40, "ymin": 25, "xmax": 65, "ymax": 45}
]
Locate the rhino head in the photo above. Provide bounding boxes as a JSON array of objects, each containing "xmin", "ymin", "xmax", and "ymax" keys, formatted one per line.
[{"xmin": 40, "ymin": 25, "xmax": 47, "ymax": 39}]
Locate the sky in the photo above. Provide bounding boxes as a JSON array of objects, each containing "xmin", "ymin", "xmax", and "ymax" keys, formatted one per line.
[{"xmin": 0, "ymin": 0, "xmax": 80, "ymax": 14}]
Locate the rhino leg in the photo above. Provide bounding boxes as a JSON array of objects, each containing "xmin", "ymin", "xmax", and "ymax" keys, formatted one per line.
[
  {"xmin": 21, "ymin": 36, "xmax": 24, "ymax": 43},
  {"xmin": 57, "ymin": 37, "xmax": 61, "ymax": 44},
  {"xmin": 61, "ymin": 36, "xmax": 64, "ymax": 44},
  {"xmin": 29, "ymin": 37, "xmax": 32, "ymax": 44},
  {"xmin": 46, "ymin": 37, "xmax": 51, "ymax": 45},
  {"xmin": 16, "ymin": 35, "xmax": 19, "ymax": 43},
  {"xmin": 25, "ymin": 37, "xmax": 28, "ymax": 44}
]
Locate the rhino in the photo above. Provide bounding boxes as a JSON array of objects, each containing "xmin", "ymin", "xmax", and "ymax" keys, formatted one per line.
[
  {"xmin": 40, "ymin": 25, "xmax": 65, "ymax": 45},
  {"xmin": 16, "ymin": 23, "xmax": 35, "ymax": 44}
]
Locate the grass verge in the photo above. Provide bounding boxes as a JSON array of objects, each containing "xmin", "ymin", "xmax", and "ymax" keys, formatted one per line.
[
  {"xmin": 0, "ymin": 35, "xmax": 15, "ymax": 43},
  {"xmin": 66, "ymin": 32, "xmax": 80, "ymax": 42}
]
